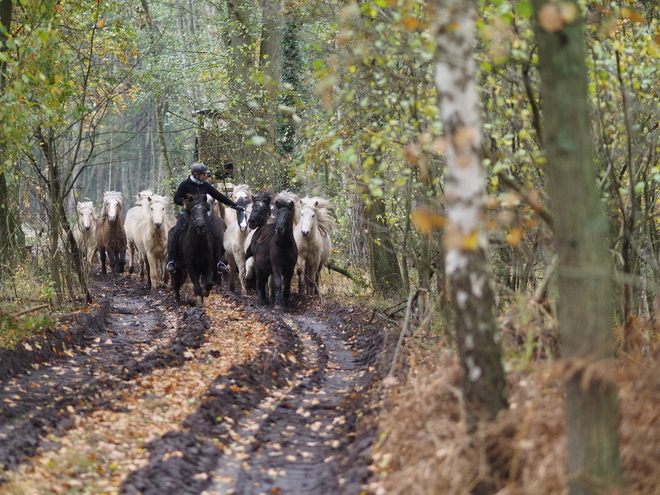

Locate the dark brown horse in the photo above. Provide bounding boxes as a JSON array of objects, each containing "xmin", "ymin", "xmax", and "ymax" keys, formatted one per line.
[
  {"xmin": 246, "ymin": 197, "xmax": 298, "ymax": 309},
  {"xmin": 170, "ymin": 194, "xmax": 216, "ymax": 306},
  {"xmin": 95, "ymin": 191, "xmax": 127, "ymax": 275}
]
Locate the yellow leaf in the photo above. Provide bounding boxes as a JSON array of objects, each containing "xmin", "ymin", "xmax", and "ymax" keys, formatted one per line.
[
  {"xmin": 401, "ymin": 16, "xmax": 420, "ymax": 30},
  {"xmin": 621, "ymin": 7, "xmax": 645, "ymax": 23},
  {"xmin": 412, "ymin": 208, "xmax": 445, "ymax": 235},
  {"xmin": 97, "ymin": 18, "xmax": 106, "ymax": 28},
  {"xmin": 462, "ymin": 231, "xmax": 480, "ymax": 250},
  {"xmin": 506, "ymin": 227, "xmax": 523, "ymax": 246}
]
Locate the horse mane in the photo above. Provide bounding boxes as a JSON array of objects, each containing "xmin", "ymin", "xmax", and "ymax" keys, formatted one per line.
[
  {"xmin": 103, "ymin": 190, "xmax": 123, "ymax": 203},
  {"xmin": 100, "ymin": 191, "xmax": 124, "ymax": 220},
  {"xmin": 77, "ymin": 201, "xmax": 95, "ymax": 214},
  {"xmin": 149, "ymin": 193, "xmax": 168, "ymax": 205},
  {"xmin": 275, "ymin": 190, "xmax": 300, "ymax": 225},
  {"xmin": 135, "ymin": 190, "xmax": 154, "ymax": 204},
  {"xmin": 301, "ymin": 196, "xmax": 335, "ymax": 235},
  {"xmin": 232, "ymin": 184, "xmax": 253, "ymax": 202}
]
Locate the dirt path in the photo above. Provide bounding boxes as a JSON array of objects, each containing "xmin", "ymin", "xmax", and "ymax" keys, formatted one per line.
[
  {"xmin": 0, "ymin": 277, "xmax": 385, "ymax": 494},
  {"xmin": 205, "ymin": 314, "xmax": 369, "ymax": 495}
]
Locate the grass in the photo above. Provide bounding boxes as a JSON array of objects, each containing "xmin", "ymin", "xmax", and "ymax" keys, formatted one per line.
[{"xmin": 0, "ymin": 262, "xmax": 59, "ymax": 350}]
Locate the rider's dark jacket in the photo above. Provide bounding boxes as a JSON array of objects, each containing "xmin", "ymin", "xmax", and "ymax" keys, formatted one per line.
[{"xmin": 173, "ymin": 177, "xmax": 237, "ymax": 209}]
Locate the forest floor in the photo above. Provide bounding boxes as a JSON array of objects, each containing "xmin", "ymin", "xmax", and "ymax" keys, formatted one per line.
[
  {"xmin": 4, "ymin": 271, "xmax": 660, "ymax": 495},
  {"xmin": 0, "ymin": 273, "xmax": 394, "ymax": 495}
]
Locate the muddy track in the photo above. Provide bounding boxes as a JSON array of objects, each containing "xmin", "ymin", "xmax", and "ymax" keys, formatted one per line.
[
  {"xmin": 206, "ymin": 313, "xmax": 372, "ymax": 495},
  {"xmin": 0, "ymin": 279, "xmax": 190, "ymax": 480},
  {"xmin": 121, "ymin": 298, "xmax": 385, "ymax": 495},
  {"xmin": 0, "ymin": 277, "xmax": 388, "ymax": 494}
]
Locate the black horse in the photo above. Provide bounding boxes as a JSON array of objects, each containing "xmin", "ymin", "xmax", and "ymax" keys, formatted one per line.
[
  {"xmin": 247, "ymin": 192, "xmax": 273, "ymax": 230},
  {"xmin": 246, "ymin": 198, "xmax": 298, "ymax": 309},
  {"xmin": 207, "ymin": 196, "xmax": 228, "ymax": 286},
  {"xmin": 170, "ymin": 194, "xmax": 216, "ymax": 306}
]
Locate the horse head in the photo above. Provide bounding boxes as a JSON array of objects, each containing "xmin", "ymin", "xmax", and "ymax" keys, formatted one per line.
[
  {"xmin": 275, "ymin": 199, "xmax": 295, "ymax": 236},
  {"xmin": 77, "ymin": 201, "xmax": 96, "ymax": 231},
  {"xmin": 232, "ymin": 184, "xmax": 253, "ymax": 203},
  {"xmin": 299, "ymin": 204, "xmax": 317, "ymax": 238},
  {"xmin": 148, "ymin": 195, "xmax": 167, "ymax": 230},
  {"xmin": 248, "ymin": 193, "xmax": 272, "ymax": 230},
  {"xmin": 102, "ymin": 191, "xmax": 123, "ymax": 221},
  {"xmin": 185, "ymin": 194, "xmax": 210, "ymax": 233},
  {"xmin": 236, "ymin": 198, "xmax": 251, "ymax": 233}
]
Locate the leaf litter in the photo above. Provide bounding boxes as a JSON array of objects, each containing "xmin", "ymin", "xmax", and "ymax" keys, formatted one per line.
[{"xmin": 0, "ymin": 277, "xmax": 388, "ymax": 495}]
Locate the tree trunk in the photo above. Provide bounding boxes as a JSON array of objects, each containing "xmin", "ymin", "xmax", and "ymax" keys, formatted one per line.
[
  {"xmin": 0, "ymin": 0, "xmax": 22, "ymax": 273},
  {"xmin": 364, "ymin": 196, "xmax": 403, "ymax": 297},
  {"xmin": 531, "ymin": 0, "xmax": 623, "ymax": 492},
  {"xmin": 432, "ymin": 0, "xmax": 507, "ymax": 429}
]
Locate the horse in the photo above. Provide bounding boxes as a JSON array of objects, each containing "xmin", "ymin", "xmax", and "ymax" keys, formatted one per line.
[
  {"xmin": 224, "ymin": 184, "xmax": 253, "ymax": 226},
  {"xmin": 294, "ymin": 197, "xmax": 334, "ymax": 296},
  {"xmin": 95, "ymin": 191, "xmax": 127, "ymax": 275},
  {"xmin": 170, "ymin": 194, "xmax": 216, "ymax": 306},
  {"xmin": 206, "ymin": 194, "xmax": 228, "ymax": 286},
  {"xmin": 124, "ymin": 190, "xmax": 154, "ymax": 275},
  {"xmin": 72, "ymin": 201, "xmax": 98, "ymax": 270},
  {"xmin": 246, "ymin": 197, "xmax": 298, "ymax": 309},
  {"xmin": 242, "ymin": 192, "xmax": 274, "ymax": 291},
  {"xmin": 130, "ymin": 193, "xmax": 173, "ymax": 290},
  {"xmin": 223, "ymin": 197, "xmax": 252, "ymax": 292}
]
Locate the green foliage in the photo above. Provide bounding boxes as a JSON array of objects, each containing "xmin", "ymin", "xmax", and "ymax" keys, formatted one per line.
[{"xmin": 0, "ymin": 263, "xmax": 56, "ymax": 349}]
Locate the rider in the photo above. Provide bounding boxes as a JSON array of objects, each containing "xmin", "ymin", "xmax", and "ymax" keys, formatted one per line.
[{"xmin": 166, "ymin": 162, "xmax": 244, "ymax": 274}]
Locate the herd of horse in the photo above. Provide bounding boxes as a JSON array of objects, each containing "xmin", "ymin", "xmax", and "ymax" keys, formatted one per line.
[{"xmin": 72, "ymin": 186, "xmax": 334, "ymax": 308}]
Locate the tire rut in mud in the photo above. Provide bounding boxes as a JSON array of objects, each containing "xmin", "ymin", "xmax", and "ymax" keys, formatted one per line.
[
  {"xmin": 0, "ymin": 279, "xmax": 203, "ymax": 482},
  {"xmin": 208, "ymin": 313, "xmax": 369, "ymax": 495},
  {"xmin": 121, "ymin": 300, "xmax": 383, "ymax": 495}
]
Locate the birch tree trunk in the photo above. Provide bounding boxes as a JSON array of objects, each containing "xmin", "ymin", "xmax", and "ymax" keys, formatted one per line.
[
  {"xmin": 531, "ymin": 1, "xmax": 622, "ymax": 492},
  {"xmin": 432, "ymin": 0, "xmax": 507, "ymax": 430}
]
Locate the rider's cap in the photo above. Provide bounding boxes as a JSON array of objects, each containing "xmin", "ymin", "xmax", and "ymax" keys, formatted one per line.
[{"xmin": 191, "ymin": 162, "xmax": 210, "ymax": 175}]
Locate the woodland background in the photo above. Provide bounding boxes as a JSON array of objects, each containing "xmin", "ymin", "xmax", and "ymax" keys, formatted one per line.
[{"xmin": 1, "ymin": 0, "xmax": 660, "ymax": 493}]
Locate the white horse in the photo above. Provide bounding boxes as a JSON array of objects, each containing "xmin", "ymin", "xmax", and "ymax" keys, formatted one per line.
[
  {"xmin": 125, "ymin": 191, "xmax": 173, "ymax": 290},
  {"xmin": 294, "ymin": 196, "xmax": 334, "ymax": 296},
  {"xmin": 223, "ymin": 199, "xmax": 252, "ymax": 292},
  {"xmin": 73, "ymin": 201, "xmax": 98, "ymax": 270},
  {"xmin": 223, "ymin": 184, "xmax": 253, "ymax": 226},
  {"xmin": 124, "ymin": 190, "xmax": 154, "ymax": 275}
]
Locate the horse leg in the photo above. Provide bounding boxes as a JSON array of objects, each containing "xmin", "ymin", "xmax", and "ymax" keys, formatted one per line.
[
  {"xmin": 272, "ymin": 269, "xmax": 284, "ymax": 308},
  {"xmin": 99, "ymin": 248, "xmax": 107, "ymax": 274},
  {"xmin": 306, "ymin": 264, "xmax": 317, "ymax": 296},
  {"xmin": 147, "ymin": 252, "xmax": 161, "ymax": 291},
  {"xmin": 256, "ymin": 270, "xmax": 269, "ymax": 306},
  {"xmin": 144, "ymin": 255, "xmax": 152, "ymax": 290},
  {"xmin": 173, "ymin": 272, "xmax": 183, "ymax": 305},
  {"xmin": 203, "ymin": 268, "xmax": 214, "ymax": 297},
  {"xmin": 189, "ymin": 272, "xmax": 205, "ymax": 307},
  {"xmin": 282, "ymin": 272, "xmax": 294, "ymax": 309},
  {"xmin": 108, "ymin": 250, "xmax": 119, "ymax": 275},
  {"xmin": 297, "ymin": 260, "xmax": 306, "ymax": 296},
  {"xmin": 127, "ymin": 243, "xmax": 135, "ymax": 274}
]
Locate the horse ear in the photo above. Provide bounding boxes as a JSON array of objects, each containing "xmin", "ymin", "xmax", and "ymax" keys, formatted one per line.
[{"xmin": 287, "ymin": 201, "xmax": 294, "ymax": 210}]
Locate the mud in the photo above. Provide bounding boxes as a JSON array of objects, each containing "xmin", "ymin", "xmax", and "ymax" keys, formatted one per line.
[{"xmin": 0, "ymin": 276, "xmax": 390, "ymax": 494}]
